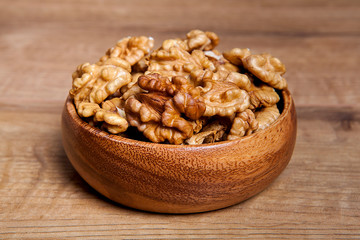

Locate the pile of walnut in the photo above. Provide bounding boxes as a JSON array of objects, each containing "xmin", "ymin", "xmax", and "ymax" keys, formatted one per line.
[{"xmin": 70, "ymin": 30, "xmax": 287, "ymax": 145}]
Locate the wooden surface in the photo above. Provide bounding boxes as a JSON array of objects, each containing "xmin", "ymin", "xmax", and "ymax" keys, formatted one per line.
[{"xmin": 0, "ymin": 0, "xmax": 359, "ymax": 238}]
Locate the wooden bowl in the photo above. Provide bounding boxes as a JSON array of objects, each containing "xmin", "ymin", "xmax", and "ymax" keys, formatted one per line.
[{"xmin": 61, "ymin": 89, "xmax": 297, "ymax": 213}]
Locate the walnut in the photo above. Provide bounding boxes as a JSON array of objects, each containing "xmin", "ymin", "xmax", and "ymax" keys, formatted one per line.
[
  {"xmin": 248, "ymin": 82, "xmax": 280, "ymax": 109},
  {"xmin": 147, "ymin": 45, "xmax": 195, "ymax": 78},
  {"xmin": 94, "ymin": 98, "xmax": 128, "ymax": 134},
  {"xmin": 120, "ymin": 73, "xmax": 144, "ymax": 101},
  {"xmin": 171, "ymin": 91, "xmax": 205, "ymax": 120},
  {"xmin": 243, "ymin": 53, "xmax": 287, "ymax": 89},
  {"xmin": 77, "ymin": 102, "xmax": 100, "ymax": 118},
  {"xmin": 189, "ymin": 67, "xmax": 251, "ymax": 118},
  {"xmin": 159, "ymin": 89, "xmax": 205, "ymax": 141},
  {"xmin": 225, "ymin": 72, "xmax": 252, "ymax": 91},
  {"xmin": 161, "ymin": 30, "xmax": 219, "ymax": 53},
  {"xmin": 227, "ymin": 109, "xmax": 258, "ymax": 140},
  {"xmin": 191, "ymin": 50, "xmax": 216, "ymax": 72},
  {"xmin": 142, "ymin": 122, "xmax": 187, "ymax": 145},
  {"xmin": 97, "ymin": 57, "xmax": 131, "ymax": 72},
  {"xmin": 124, "ymin": 73, "xmax": 205, "ymax": 144},
  {"xmin": 70, "ymin": 62, "xmax": 131, "ymax": 117},
  {"xmin": 125, "ymin": 95, "xmax": 189, "ymax": 145},
  {"xmin": 69, "ymin": 30, "xmax": 289, "ymax": 144},
  {"xmin": 147, "ymin": 45, "xmax": 215, "ymax": 79},
  {"xmin": 223, "ymin": 48, "xmax": 251, "ymax": 67},
  {"xmin": 99, "ymin": 36, "xmax": 154, "ymax": 66},
  {"xmin": 162, "ymin": 38, "xmax": 189, "ymax": 51},
  {"xmin": 143, "ymin": 73, "xmax": 207, "ymax": 123},
  {"xmin": 203, "ymin": 50, "xmax": 240, "ymax": 74},
  {"xmin": 146, "ymin": 31, "xmax": 217, "ymax": 80},
  {"xmin": 190, "ymin": 54, "xmax": 249, "ymax": 91},
  {"xmin": 254, "ymin": 105, "xmax": 280, "ymax": 131},
  {"xmin": 126, "ymin": 93, "xmax": 168, "ymax": 123},
  {"xmin": 204, "ymin": 50, "xmax": 223, "ymax": 61},
  {"xmin": 191, "ymin": 119, "xmax": 206, "ymax": 134},
  {"xmin": 138, "ymin": 73, "xmax": 174, "ymax": 94},
  {"xmin": 101, "ymin": 97, "xmax": 124, "ymax": 112},
  {"xmin": 184, "ymin": 30, "xmax": 219, "ymax": 51},
  {"xmin": 186, "ymin": 119, "xmax": 227, "ymax": 145},
  {"xmin": 161, "ymin": 98, "xmax": 196, "ymax": 139},
  {"xmin": 138, "ymin": 73, "xmax": 203, "ymax": 102},
  {"xmin": 189, "ymin": 67, "xmax": 233, "ymax": 89},
  {"xmin": 132, "ymin": 57, "xmax": 149, "ymax": 73},
  {"xmin": 121, "ymin": 83, "xmax": 142, "ymax": 101},
  {"xmin": 200, "ymin": 80, "xmax": 250, "ymax": 117}
]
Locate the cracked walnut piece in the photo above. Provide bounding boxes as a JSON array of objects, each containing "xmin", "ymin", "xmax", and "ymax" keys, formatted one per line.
[
  {"xmin": 70, "ymin": 62, "xmax": 131, "ymax": 133},
  {"xmin": 125, "ymin": 94, "xmax": 189, "ymax": 145},
  {"xmin": 201, "ymin": 79, "xmax": 250, "ymax": 117},
  {"xmin": 243, "ymin": 53, "xmax": 287, "ymax": 90},
  {"xmin": 161, "ymin": 30, "xmax": 219, "ymax": 53},
  {"xmin": 147, "ymin": 45, "xmax": 215, "ymax": 79},
  {"xmin": 146, "ymin": 30, "xmax": 217, "ymax": 79},
  {"xmin": 186, "ymin": 120, "xmax": 227, "ymax": 145},
  {"xmin": 227, "ymin": 109, "xmax": 259, "ymax": 140},
  {"xmin": 223, "ymin": 48, "xmax": 251, "ymax": 67},
  {"xmin": 70, "ymin": 63, "xmax": 131, "ymax": 113},
  {"xmin": 99, "ymin": 36, "xmax": 154, "ymax": 66},
  {"xmin": 255, "ymin": 105, "xmax": 280, "ymax": 131},
  {"xmin": 248, "ymin": 82, "xmax": 280, "ymax": 109},
  {"xmin": 184, "ymin": 30, "xmax": 219, "ymax": 51},
  {"xmin": 94, "ymin": 98, "xmax": 128, "ymax": 134},
  {"xmin": 125, "ymin": 73, "xmax": 206, "ymax": 144}
]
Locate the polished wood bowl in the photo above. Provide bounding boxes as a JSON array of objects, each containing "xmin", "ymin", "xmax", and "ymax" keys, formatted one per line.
[{"xmin": 61, "ymin": 89, "xmax": 297, "ymax": 213}]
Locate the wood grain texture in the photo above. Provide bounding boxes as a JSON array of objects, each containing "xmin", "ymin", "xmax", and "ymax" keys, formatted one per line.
[{"xmin": 0, "ymin": 0, "xmax": 359, "ymax": 238}]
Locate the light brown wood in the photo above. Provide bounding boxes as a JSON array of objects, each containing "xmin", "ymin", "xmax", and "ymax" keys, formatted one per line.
[
  {"xmin": 61, "ymin": 90, "xmax": 296, "ymax": 213},
  {"xmin": 1, "ymin": 0, "xmax": 359, "ymax": 238}
]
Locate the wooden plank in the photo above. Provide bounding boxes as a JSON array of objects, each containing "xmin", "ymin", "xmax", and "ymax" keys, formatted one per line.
[{"xmin": 0, "ymin": 107, "xmax": 359, "ymax": 238}]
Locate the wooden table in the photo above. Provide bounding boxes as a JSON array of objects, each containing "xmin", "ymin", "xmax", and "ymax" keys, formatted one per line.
[{"xmin": 1, "ymin": 0, "xmax": 359, "ymax": 238}]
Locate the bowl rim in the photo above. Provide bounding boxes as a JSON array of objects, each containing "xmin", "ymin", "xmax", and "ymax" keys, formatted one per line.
[{"xmin": 64, "ymin": 89, "xmax": 293, "ymax": 149}]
